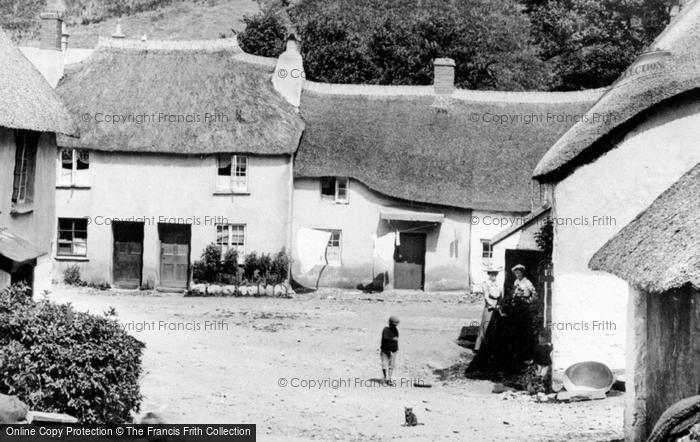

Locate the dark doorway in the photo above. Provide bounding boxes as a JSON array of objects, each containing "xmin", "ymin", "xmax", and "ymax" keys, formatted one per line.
[
  {"xmin": 645, "ymin": 286, "xmax": 700, "ymax": 436},
  {"xmin": 394, "ymin": 232, "xmax": 426, "ymax": 290},
  {"xmin": 11, "ymin": 264, "xmax": 34, "ymax": 288},
  {"xmin": 113, "ymin": 222, "xmax": 144, "ymax": 289},
  {"xmin": 504, "ymin": 249, "xmax": 545, "ymax": 302},
  {"xmin": 158, "ymin": 223, "xmax": 191, "ymax": 289}
]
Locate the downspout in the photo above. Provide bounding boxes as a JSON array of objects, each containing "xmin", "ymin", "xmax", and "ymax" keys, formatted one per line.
[
  {"xmin": 287, "ymin": 151, "xmax": 294, "ymax": 284},
  {"xmin": 465, "ymin": 209, "xmax": 473, "ymax": 291}
]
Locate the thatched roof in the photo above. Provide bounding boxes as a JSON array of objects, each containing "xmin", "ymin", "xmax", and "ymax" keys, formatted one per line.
[
  {"xmin": 534, "ymin": 0, "xmax": 700, "ymax": 180},
  {"xmin": 296, "ymin": 83, "xmax": 602, "ymax": 211},
  {"xmin": 57, "ymin": 38, "xmax": 303, "ymax": 155},
  {"xmin": 0, "ymin": 28, "xmax": 77, "ymax": 136},
  {"xmin": 589, "ymin": 162, "xmax": 700, "ymax": 293},
  {"xmin": 0, "ymin": 229, "xmax": 45, "ymax": 263}
]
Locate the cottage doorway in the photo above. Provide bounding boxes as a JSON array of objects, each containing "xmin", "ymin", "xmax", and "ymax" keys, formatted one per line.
[
  {"xmin": 112, "ymin": 222, "xmax": 144, "ymax": 289},
  {"xmin": 158, "ymin": 223, "xmax": 190, "ymax": 289},
  {"xmin": 503, "ymin": 249, "xmax": 544, "ymax": 301},
  {"xmin": 394, "ymin": 232, "xmax": 426, "ymax": 290},
  {"xmin": 11, "ymin": 263, "xmax": 34, "ymax": 289}
]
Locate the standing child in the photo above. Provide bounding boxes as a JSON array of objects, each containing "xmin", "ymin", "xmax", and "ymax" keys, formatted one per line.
[{"xmin": 380, "ymin": 315, "xmax": 400, "ymax": 385}]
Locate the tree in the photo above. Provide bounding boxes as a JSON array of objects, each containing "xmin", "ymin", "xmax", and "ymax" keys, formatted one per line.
[
  {"xmin": 237, "ymin": 6, "xmax": 288, "ymax": 57},
  {"xmin": 241, "ymin": 0, "xmax": 549, "ymax": 90},
  {"xmin": 524, "ymin": 0, "xmax": 672, "ymax": 90}
]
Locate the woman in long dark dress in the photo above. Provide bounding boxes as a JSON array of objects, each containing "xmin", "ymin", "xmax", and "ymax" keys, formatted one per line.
[{"xmin": 466, "ymin": 264, "xmax": 539, "ymax": 379}]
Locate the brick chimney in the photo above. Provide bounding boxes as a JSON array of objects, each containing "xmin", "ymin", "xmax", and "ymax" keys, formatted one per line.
[
  {"xmin": 39, "ymin": 0, "xmax": 66, "ymax": 51},
  {"xmin": 433, "ymin": 58, "xmax": 455, "ymax": 95}
]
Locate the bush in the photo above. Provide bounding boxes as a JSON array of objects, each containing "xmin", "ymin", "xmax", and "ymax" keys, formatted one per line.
[
  {"xmin": 237, "ymin": 7, "xmax": 288, "ymax": 57},
  {"xmin": 193, "ymin": 245, "xmax": 289, "ymax": 286},
  {"xmin": 243, "ymin": 252, "xmax": 262, "ymax": 282},
  {"xmin": 0, "ymin": 284, "xmax": 145, "ymax": 424},
  {"xmin": 220, "ymin": 249, "xmax": 242, "ymax": 285},
  {"xmin": 63, "ymin": 265, "xmax": 83, "ymax": 286},
  {"xmin": 269, "ymin": 249, "xmax": 290, "ymax": 285},
  {"xmin": 192, "ymin": 243, "xmax": 222, "ymax": 284}
]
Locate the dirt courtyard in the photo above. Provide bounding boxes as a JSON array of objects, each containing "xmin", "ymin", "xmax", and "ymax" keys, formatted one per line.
[{"xmin": 47, "ymin": 285, "xmax": 623, "ymax": 441}]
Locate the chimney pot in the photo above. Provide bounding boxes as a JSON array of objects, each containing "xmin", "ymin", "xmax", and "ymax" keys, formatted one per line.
[
  {"xmin": 112, "ymin": 19, "xmax": 126, "ymax": 39},
  {"xmin": 286, "ymin": 33, "xmax": 299, "ymax": 53},
  {"xmin": 434, "ymin": 58, "xmax": 455, "ymax": 95},
  {"xmin": 61, "ymin": 22, "xmax": 69, "ymax": 52}
]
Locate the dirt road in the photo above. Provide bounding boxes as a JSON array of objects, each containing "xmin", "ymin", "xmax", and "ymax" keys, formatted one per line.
[{"xmin": 48, "ymin": 286, "xmax": 623, "ymax": 441}]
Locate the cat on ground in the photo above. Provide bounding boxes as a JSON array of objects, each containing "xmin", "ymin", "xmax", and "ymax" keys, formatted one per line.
[{"xmin": 404, "ymin": 407, "xmax": 425, "ymax": 427}]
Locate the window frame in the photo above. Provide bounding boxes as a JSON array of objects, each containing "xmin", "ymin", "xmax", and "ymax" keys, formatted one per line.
[
  {"xmin": 216, "ymin": 224, "xmax": 246, "ymax": 262},
  {"xmin": 216, "ymin": 154, "xmax": 249, "ymax": 194},
  {"xmin": 320, "ymin": 177, "xmax": 349, "ymax": 204},
  {"xmin": 12, "ymin": 131, "xmax": 38, "ymax": 205},
  {"xmin": 57, "ymin": 148, "xmax": 90, "ymax": 188},
  {"xmin": 321, "ymin": 229, "xmax": 342, "ymax": 266},
  {"xmin": 481, "ymin": 239, "xmax": 493, "ymax": 260},
  {"xmin": 57, "ymin": 218, "xmax": 88, "ymax": 257}
]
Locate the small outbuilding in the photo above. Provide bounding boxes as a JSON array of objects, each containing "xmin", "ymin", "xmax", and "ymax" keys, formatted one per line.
[
  {"xmin": 590, "ymin": 162, "xmax": 700, "ymax": 441},
  {"xmin": 0, "ymin": 26, "xmax": 78, "ymax": 292}
]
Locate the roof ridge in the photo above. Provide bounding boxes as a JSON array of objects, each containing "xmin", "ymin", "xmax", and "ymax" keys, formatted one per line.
[
  {"xmin": 303, "ymin": 80, "xmax": 606, "ymax": 103},
  {"xmin": 93, "ymin": 37, "xmax": 279, "ymax": 68},
  {"xmin": 96, "ymin": 36, "xmax": 242, "ymax": 52}
]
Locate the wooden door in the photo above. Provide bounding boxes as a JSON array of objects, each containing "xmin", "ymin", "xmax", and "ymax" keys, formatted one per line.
[
  {"xmin": 645, "ymin": 287, "xmax": 700, "ymax": 436},
  {"xmin": 394, "ymin": 232, "xmax": 426, "ymax": 290},
  {"xmin": 113, "ymin": 222, "xmax": 143, "ymax": 289},
  {"xmin": 159, "ymin": 224, "xmax": 190, "ymax": 289}
]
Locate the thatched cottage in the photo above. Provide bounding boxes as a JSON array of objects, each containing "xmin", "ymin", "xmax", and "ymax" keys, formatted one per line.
[
  {"xmin": 531, "ymin": 0, "xmax": 700, "ymax": 372},
  {"xmin": 52, "ymin": 37, "xmax": 303, "ymax": 289},
  {"xmin": 0, "ymin": 27, "xmax": 77, "ymax": 292},
  {"xmin": 293, "ymin": 65, "xmax": 601, "ymax": 290},
  {"xmin": 590, "ymin": 162, "xmax": 700, "ymax": 441}
]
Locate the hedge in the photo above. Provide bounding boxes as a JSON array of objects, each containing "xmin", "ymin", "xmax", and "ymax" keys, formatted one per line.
[{"xmin": 0, "ymin": 283, "xmax": 144, "ymax": 423}]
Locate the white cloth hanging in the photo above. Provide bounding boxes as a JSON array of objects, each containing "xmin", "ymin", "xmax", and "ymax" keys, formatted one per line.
[
  {"xmin": 296, "ymin": 228, "xmax": 332, "ymax": 274},
  {"xmin": 374, "ymin": 232, "xmax": 396, "ymax": 262}
]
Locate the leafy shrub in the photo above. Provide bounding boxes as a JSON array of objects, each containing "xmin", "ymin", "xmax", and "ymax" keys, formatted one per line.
[
  {"xmin": 0, "ymin": 284, "xmax": 145, "ymax": 423},
  {"xmin": 220, "ymin": 249, "xmax": 243, "ymax": 285},
  {"xmin": 63, "ymin": 265, "xmax": 83, "ymax": 286},
  {"xmin": 237, "ymin": 6, "xmax": 288, "ymax": 57},
  {"xmin": 192, "ymin": 243, "xmax": 222, "ymax": 284},
  {"xmin": 242, "ymin": 252, "xmax": 258, "ymax": 282},
  {"xmin": 269, "ymin": 249, "xmax": 290, "ymax": 285},
  {"xmin": 535, "ymin": 217, "xmax": 553, "ymax": 261},
  {"xmin": 193, "ymin": 245, "xmax": 289, "ymax": 286}
]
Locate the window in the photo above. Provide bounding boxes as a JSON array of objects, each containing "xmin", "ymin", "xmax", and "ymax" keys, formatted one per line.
[
  {"xmin": 320, "ymin": 177, "xmax": 349, "ymax": 204},
  {"xmin": 324, "ymin": 230, "xmax": 342, "ymax": 265},
  {"xmin": 216, "ymin": 224, "xmax": 246, "ymax": 261},
  {"xmin": 12, "ymin": 131, "xmax": 39, "ymax": 205},
  {"xmin": 57, "ymin": 218, "xmax": 88, "ymax": 256},
  {"xmin": 58, "ymin": 148, "xmax": 90, "ymax": 187},
  {"xmin": 217, "ymin": 155, "xmax": 248, "ymax": 193},
  {"xmin": 481, "ymin": 240, "xmax": 493, "ymax": 262}
]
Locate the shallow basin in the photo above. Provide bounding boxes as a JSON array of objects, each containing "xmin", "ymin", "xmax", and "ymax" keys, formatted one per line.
[{"xmin": 563, "ymin": 361, "xmax": 615, "ymax": 393}]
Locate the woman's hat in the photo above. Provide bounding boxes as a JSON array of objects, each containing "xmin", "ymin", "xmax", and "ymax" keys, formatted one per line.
[
  {"xmin": 483, "ymin": 264, "xmax": 502, "ymax": 274},
  {"xmin": 511, "ymin": 264, "xmax": 526, "ymax": 272},
  {"xmin": 389, "ymin": 315, "xmax": 400, "ymax": 325}
]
